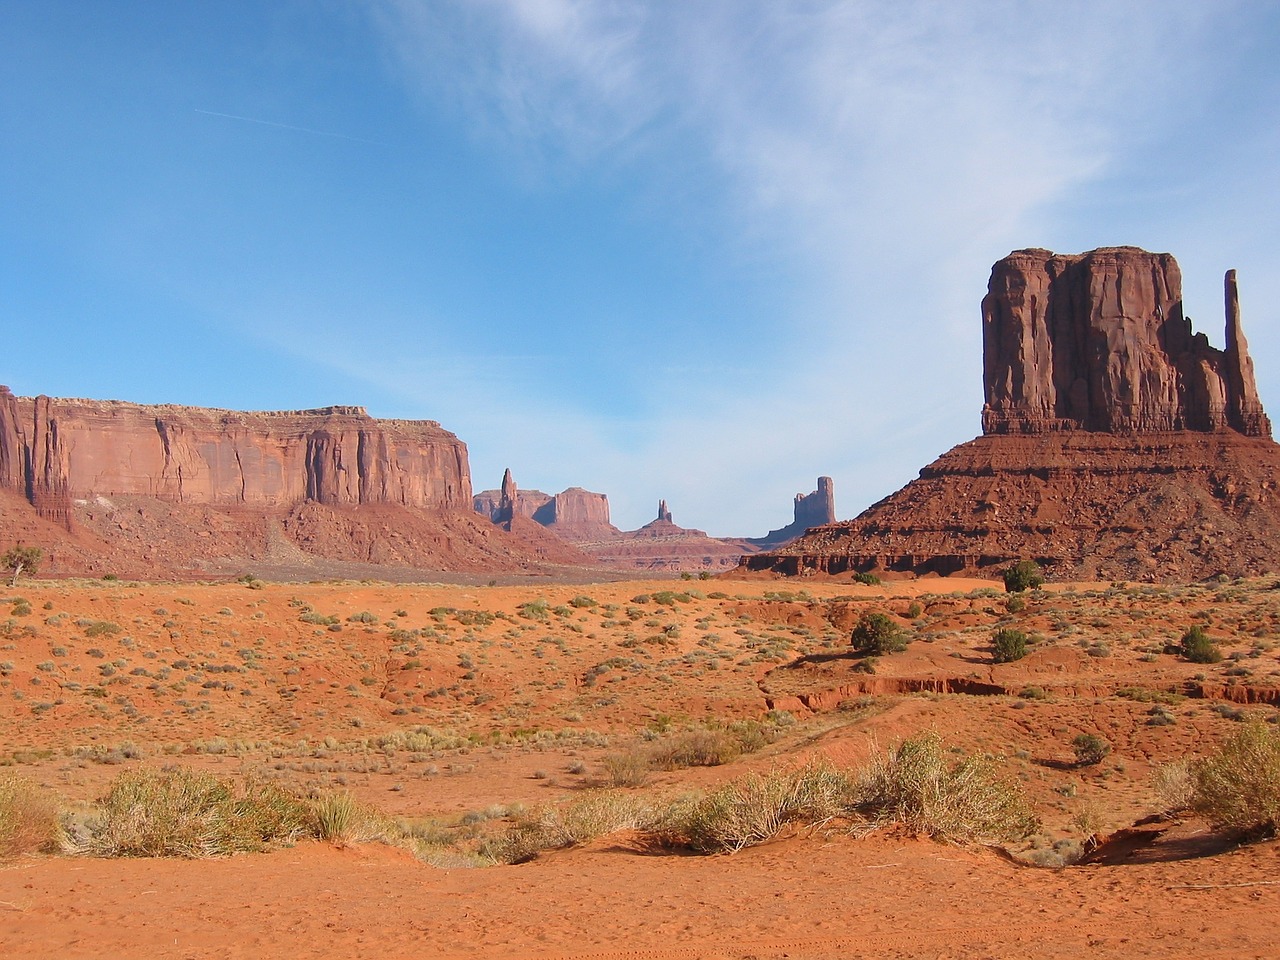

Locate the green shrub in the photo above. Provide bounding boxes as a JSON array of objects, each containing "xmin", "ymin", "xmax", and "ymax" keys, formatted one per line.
[
  {"xmin": 850, "ymin": 612, "xmax": 907, "ymax": 655},
  {"xmin": 1, "ymin": 545, "xmax": 41, "ymax": 585},
  {"xmin": 853, "ymin": 733, "xmax": 1038, "ymax": 843},
  {"xmin": 518, "ymin": 600, "xmax": 550, "ymax": 621},
  {"xmin": 852, "ymin": 571, "xmax": 881, "ymax": 586},
  {"xmin": 1071, "ymin": 733, "xmax": 1111, "ymax": 766},
  {"xmin": 1004, "ymin": 594, "xmax": 1026, "ymax": 614},
  {"xmin": 991, "ymin": 628, "xmax": 1029, "ymax": 663},
  {"xmin": 1179, "ymin": 625, "xmax": 1223, "ymax": 664},
  {"xmin": 1002, "ymin": 560, "xmax": 1044, "ymax": 593},
  {"xmin": 1191, "ymin": 722, "xmax": 1280, "ymax": 835},
  {"xmin": 568, "ymin": 595, "xmax": 598, "ymax": 608},
  {"xmin": 601, "ymin": 751, "xmax": 650, "ymax": 788}
]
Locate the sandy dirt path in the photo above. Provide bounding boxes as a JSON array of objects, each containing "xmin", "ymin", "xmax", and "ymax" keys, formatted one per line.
[{"xmin": 3, "ymin": 833, "xmax": 1277, "ymax": 960}]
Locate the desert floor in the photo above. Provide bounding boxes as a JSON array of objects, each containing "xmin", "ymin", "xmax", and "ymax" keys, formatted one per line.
[{"xmin": 2, "ymin": 573, "xmax": 1279, "ymax": 958}]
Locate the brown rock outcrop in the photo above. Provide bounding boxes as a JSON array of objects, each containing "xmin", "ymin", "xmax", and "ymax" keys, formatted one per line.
[{"xmin": 748, "ymin": 248, "xmax": 1280, "ymax": 582}]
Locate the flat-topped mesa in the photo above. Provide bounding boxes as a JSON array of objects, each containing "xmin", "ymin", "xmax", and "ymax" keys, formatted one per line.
[
  {"xmin": 0, "ymin": 389, "xmax": 471, "ymax": 528},
  {"xmin": 981, "ymin": 247, "xmax": 1271, "ymax": 438}
]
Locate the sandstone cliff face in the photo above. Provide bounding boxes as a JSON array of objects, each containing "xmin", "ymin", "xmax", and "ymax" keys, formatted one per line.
[
  {"xmin": 0, "ymin": 391, "xmax": 470, "ymax": 527},
  {"xmin": 531, "ymin": 487, "xmax": 616, "ymax": 538},
  {"xmin": 749, "ymin": 248, "xmax": 1280, "ymax": 582},
  {"xmin": 982, "ymin": 248, "xmax": 1270, "ymax": 437}
]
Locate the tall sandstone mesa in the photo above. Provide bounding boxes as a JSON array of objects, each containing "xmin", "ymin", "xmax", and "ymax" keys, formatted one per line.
[
  {"xmin": 0, "ymin": 392, "xmax": 594, "ymax": 576},
  {"xmin": 748, "ymin": 247, "xmax": 1280, "ymax": 581}
]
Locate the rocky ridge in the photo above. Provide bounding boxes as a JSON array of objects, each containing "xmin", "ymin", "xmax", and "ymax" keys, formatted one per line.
[{"xmin": 747, "ymin": 248, "xmax": 1280, "ymax": 581}]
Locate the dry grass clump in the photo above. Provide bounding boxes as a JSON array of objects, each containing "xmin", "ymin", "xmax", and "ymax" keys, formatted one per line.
[
  {"xmin": 852, "ymin": 733, "xmax": 1039, "ymax": 844},
  {"xmin": 674, "ymin": 762, "xmax": 854, "ymax": 853},
  {"xmin": 1153, "ymin": 759, "xmax": 1195, "ymax": 813},
  {"xmin": 310, "ymin": 791, "xmax": 397, "ymax": 845},
  {"xmin": 492, "ymin": 735, "xmax": 1038, "ymax": 862},
  {"xmin": 84, "ymin": 768, "xmax": 313, "ymax": 858},
  {"xmin": 603, "ymin": 718, "xmax": 790, "ymax": 787},
  {"xmin": 645, "ymin": 728, "xmax": 744, "ymax": 770},
  {"xmin": 1190, "ymin": 722, "xmax": 1280, "ymax": 836},
  {"xmin": 0, "ymin": 774, "xmax": 63, "ymax": 858},
  {"xmin": 481, "ymin": 790, "xmax": 658, "ymax": 864}
]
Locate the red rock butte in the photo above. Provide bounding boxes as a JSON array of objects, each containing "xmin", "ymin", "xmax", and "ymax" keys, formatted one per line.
[{"xmin": 747, "ymin": 247, "xmax": 1280, "ymax": 581}]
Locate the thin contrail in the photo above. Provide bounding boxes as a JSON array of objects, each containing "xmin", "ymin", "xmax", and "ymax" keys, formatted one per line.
[{"xmin": 194, "ymin": 109, "xmax": 387, "ymax": 146}]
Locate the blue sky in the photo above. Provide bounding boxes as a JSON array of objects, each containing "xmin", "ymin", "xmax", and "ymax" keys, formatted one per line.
[{"xmin": 3, "ymin": 1, "xmax": 1279, "ymax": 536}]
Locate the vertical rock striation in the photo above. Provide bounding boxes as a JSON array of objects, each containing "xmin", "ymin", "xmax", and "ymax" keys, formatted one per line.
[
  {"xmin": 0, "ymin": 392, "xmax": 471, "ymax": 528},
  {"xmin": 981, "ymin": 247, "xmax": 1270, "ymax": 437}
]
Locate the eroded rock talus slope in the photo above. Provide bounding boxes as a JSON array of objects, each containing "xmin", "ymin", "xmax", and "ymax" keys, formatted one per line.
[
  {"xmin": 0, "ymin": 392, "xmax": 587, "ymax": 576},
  {"xmin": 748, "ymin": 247, "xmax": 1280, "ymax": 581}
]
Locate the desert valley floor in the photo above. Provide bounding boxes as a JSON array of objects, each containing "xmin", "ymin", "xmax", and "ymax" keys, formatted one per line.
[{"xmin": 2, "ymin": 573, "xmax": 1279, "ymax": 959}]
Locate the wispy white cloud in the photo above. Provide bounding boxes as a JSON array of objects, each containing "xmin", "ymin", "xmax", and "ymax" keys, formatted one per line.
[{"xmin": 354, "ymin": 0, "xmax": 1271, "ymax": 535}]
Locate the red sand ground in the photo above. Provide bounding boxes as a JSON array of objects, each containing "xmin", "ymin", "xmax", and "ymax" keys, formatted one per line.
[{"xmin": 3, "ymin": 574, "xmax": 1279, "ymax": 958}]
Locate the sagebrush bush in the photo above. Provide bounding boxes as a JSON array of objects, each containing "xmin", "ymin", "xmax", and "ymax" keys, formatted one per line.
[
  {"xmin": 86, "ymin": 769, "xmax": 312, "ymax": 858},
  {"xmin": 0, "ymin": 775, "xmax": 63, "ymax": 858},
  {"xmin": 853, "ymin": 733, "xmax": 1038, "ymax": 843},
  {"xmin": 850, "ymin": 612, "xmax": 907, "ymax": 655},
  {"xmin": 645, "ymin": 729, "xmax": 742, "ymax": 770},
  {"xmin": 601, "ymin": 750, "xmax": 651, "ymax": 788},
  {"xmin": 1191, "ymin": 722, "xmax": 1280, "ymax": 835}
]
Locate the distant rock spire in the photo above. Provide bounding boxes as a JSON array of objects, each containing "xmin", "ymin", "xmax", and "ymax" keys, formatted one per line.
[
  {"xmin": 1224, "ymin": 270, "xmax": 1271, "ymax": 437},
  {"xmin": 657, "ymin": 499, "xmax": 672, "ymax": 523},
  {"xmin": 496, "ymin": 468, "xmax": 517, "ymax": 525}
]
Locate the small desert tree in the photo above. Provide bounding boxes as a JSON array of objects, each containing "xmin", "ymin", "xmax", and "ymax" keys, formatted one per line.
[
  {"xmin": 1002, "ymin": 559, "xmax": 1044, "ymax": 593},
  {"xmin": 1, "ymin": 546, "xmax": 41, "ymax": 587},
  {"xmin": 1179, "ymin": 625, "xmax": 1223, "ymax": 664},
  {"xmin": 1071, "ymin": 733, "xmax": 1112, "ymax": 767},
  {"xmin": 850, "ymin": 612, "xmax": 907, "ymax": 655},
  {"xmin": 991, "ymin": 628, "xmax": 1029, "ymax": 663}
]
